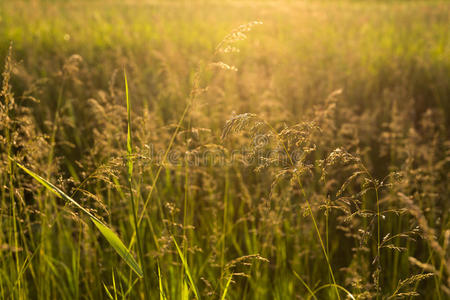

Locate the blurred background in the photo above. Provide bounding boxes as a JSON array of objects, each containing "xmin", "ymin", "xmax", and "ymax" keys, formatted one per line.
[{"xmin": 0, "ymin": 0, "xmax": 449, "ymax": 299}]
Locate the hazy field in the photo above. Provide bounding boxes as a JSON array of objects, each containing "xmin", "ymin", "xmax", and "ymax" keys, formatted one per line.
[{"xmin": 0, "ymin": 1, "xmax": 449, "ymax": 299}]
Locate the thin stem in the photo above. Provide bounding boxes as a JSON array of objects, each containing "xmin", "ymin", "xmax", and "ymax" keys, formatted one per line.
[
  {"xmin": 124, "ymin": 71, "xmax": 149, "ymax": 297},
  {"xmin": 262, "ymin": 119, "xmax": 341, "ymax": 300},
  {"xmin": 375, "ymin": 186, "xmax": 381, "ymax": 300}
]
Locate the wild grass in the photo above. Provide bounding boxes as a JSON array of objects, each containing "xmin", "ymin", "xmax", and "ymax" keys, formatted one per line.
[{"xmin": 0, "ymin": 0, "xmax": 449, "ymax": 299}]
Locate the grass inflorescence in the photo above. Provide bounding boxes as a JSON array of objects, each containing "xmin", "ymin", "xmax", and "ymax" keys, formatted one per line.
[{"xmin": 0, "ymin": 1, "xmax": 449, "ymax": 299}]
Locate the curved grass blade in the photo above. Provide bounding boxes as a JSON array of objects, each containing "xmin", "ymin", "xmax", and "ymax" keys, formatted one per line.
[
  {"xmin": 124, "ymin": 69, "xmax": 148, "ymax": 288},
  {"xmin": 292, "ymin": 269, "xmax": 318, "ymax": 300},
  {"xmin": 124, "ymin": 70, "xmax": 133, "ymax": 179},
  {"xmin": 307, "ymin": 284, "xmax": 355, "ymax": 300},
  {"xmin": 12, "ymin": 159, "xmax": 143, "ymax": 277},
  {"xmin": 220, "ymin": 274, "xmax": 233, "ymax": 300},
  {"xmin": 91, "ymin": 218, "xmax": 143, "ymax": 277},
  {"xmin": 103, "ymin": 282, "xmax": 114, "ymax": 300},
  {"xmin": 158, "ymin": 262, "xmax": 168, "ymax": 300},
  {"xmin": 172, "ymin": 236, "xmax": 200, "ymax": 299}
]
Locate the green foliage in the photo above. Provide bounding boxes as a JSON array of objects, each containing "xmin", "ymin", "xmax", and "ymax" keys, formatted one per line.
[
  {"xmin": 0, "ymin": 1, "xmax": 449, "ymax": 299},
  {"xmin": 13, "ymin": 160, "xmax": 143, "ymax": 278}
]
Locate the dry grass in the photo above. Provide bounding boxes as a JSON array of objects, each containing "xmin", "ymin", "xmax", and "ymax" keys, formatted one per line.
[{"xmin": 0, "ymin": 0, "xmax": 449, "ymax": 299}]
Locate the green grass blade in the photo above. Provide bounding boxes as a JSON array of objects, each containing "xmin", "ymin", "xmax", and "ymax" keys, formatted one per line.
[
  {"xmin": 91, "ymin": 218, "xmax": 143, "ymax": 277},
  {"xmin": 308, "ymin": 284, "xmax": 355, "ymax": 300},
  {"xmin": 172, "ymin": 236, "xmax": 200, "ymax": 300},
  {"xmin": 12, "ymin": 159, "xmax": 143, "ymax": 277},
  {"xmin": 158, "ymin": 262, "xmax": 167, "ymax": 300},
  {"xmin": 9, "ymin": 245, "xmax": 41, "ymax": 297},
  {"xmin": 124, "ymin": 69, "xmax": 148, "ymax": 289},
  {"xmin": 14, "ymin": 160, "xmax": 93, "ymax": 217},
  {"xmin": 220, "ymin": 274, "xmax": 233, "ymax": 300},
  {"xmin": 124, "ymin": 70, "xmax": 133, "ymax": 178},
  {"xmin": 103, "ymin": 282, "xmax": 114, "ymax": 300},
  {"xmin": 111, "ymin": 270, "xmax": 118, "ymax": 300},
  {"xmin": 292, "ymin": 269, "xmax": 318, "ymax": 300},
  {"xmin": 182, "ymin": 281, "xmax": 189, "ymax": 300}
]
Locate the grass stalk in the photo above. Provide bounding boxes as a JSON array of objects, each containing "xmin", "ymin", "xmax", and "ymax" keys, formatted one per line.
[
  {"xmin": 124, "ymin": 70, "xmax": 149, "ymax": 297},
  {"xmin": 261, "ymin": 119, "xmax": 342, "ymax": 300}
]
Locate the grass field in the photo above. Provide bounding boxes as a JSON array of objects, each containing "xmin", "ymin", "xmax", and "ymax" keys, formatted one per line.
[{"xmin": 0, "ymin": 0, "xmax": 449, "ymax": 299}]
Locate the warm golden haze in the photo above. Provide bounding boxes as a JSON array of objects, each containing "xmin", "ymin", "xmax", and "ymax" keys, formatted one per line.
[{"xmin": 0, "ymin": 0, "xmax": 449, "ymax": 299}]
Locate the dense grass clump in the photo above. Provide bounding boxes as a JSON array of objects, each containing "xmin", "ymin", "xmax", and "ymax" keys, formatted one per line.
[{"xmin": 0, "ymin": 1, "xmax": 449, "ymax": 299}]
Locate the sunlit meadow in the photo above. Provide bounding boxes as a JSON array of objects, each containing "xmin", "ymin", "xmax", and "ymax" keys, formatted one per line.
[{"xmin": 0, "ymin": 0, "xmax": 449, "ymax": 299}]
